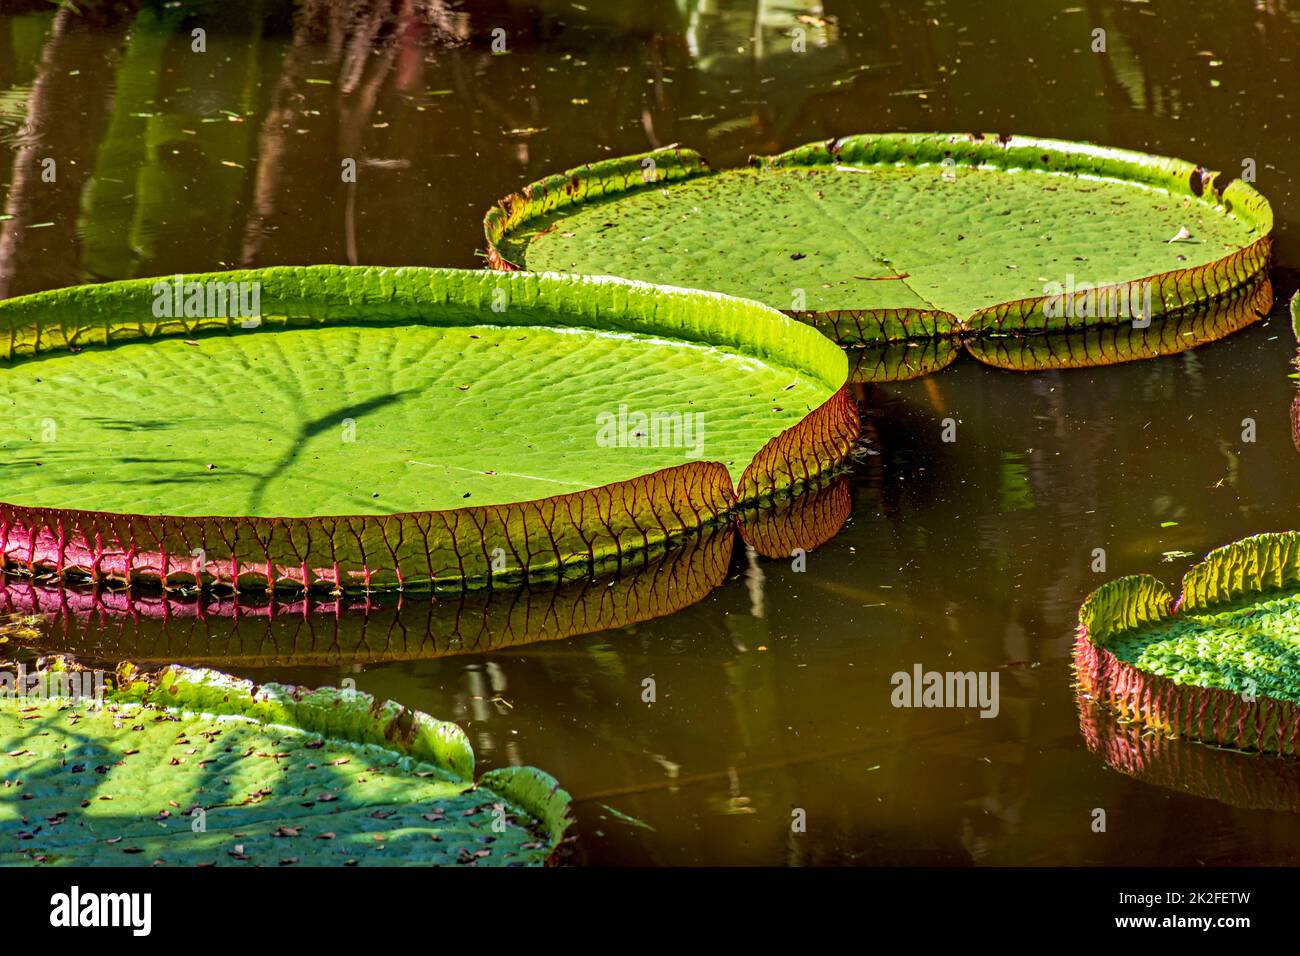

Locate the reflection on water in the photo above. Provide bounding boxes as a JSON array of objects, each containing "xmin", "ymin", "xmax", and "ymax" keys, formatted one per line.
[
  {"xmin": 0, "ymin": 476, "xmax": 851, "ymax": 667},
  {"xmin": 1077, "ymin": 695, "xmax": 1300, "ymax": 814},
  {"xmin": 848, "ymin": 276, "xmax": 1275, "ymax": 383},
  {"xmin": 4, "ymin": 0, "xmax": 1300, "ymax": 865},
  {"xmin": 965, "ymin": 275, "xmax": 1275, "ymax": 374},
  {"xmin": 0, "ymin": 526, "xmax": 738, "ymax": 667}
]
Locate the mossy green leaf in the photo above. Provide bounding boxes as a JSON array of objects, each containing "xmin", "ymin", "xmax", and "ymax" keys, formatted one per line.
[{"xmin": 0, "ymin": 661, "xmax": 571, "ymax": 865}]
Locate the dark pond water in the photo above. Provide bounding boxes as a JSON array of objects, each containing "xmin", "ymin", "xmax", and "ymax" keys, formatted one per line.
[{"xmin": 3, "ymin": 0, "xmax": 1300, "ymax": 865}]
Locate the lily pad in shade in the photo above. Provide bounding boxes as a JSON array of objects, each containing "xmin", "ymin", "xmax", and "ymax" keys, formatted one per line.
[
  {"xmin": 486, "ymin": 133, "xmax": 1272, "ymax": 345},
  {"xmin": 0, "ymin": 267, "xmax": 857, "ymax": 593},
  {"xmin": 1076, "ymin": 532, "xmax": 1300, "ymax": 755},
  {"xmin": 0, "ymin": 660, "xmax": 571, "ymax": 865}
]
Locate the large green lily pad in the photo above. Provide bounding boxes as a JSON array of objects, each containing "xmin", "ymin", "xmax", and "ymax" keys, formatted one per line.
[
  {"xmin": 0, "ymin": 267, "xmax": 857, "ymax": 592},
  {"xmin": 0, "ymin": 660, "xmax": 571, "ymax": 865},
  {"xmin": 1076, "ymin": 533, "xmax": 1300, "ymax": 755},
  {"xmin": 486, "ymin": 133, "xmax": 1272, "ymax": 344}
]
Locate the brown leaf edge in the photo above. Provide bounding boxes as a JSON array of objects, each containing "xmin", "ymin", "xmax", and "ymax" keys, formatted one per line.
[
  {"xmin": 736, "ymin": 470, "xmax": 852, "ymax": 559},
  {"xmin": 1074, "ymin": 532, "xmax": 1300, "ymax": 756},
  {"xmin": 967, "ymin": 272, "xmax": 1272, "ymax": 372},
  {"xmin": 0, "ymin": 523, "xmax": 739, "ymax": 666}
]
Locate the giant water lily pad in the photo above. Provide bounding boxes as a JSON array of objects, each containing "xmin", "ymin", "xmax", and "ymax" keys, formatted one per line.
[
  {"xmin": 0, "ymin": 267, "xmax": 856, "ymax": 592},
  {"xmin": 486, "ymin": 133, "xmax": 1272, "ymax": 349},
  {"xmin": 1076, "ymin": 532, "xmax": 1300, "ymax": 755},
  {"xmin": 0, "ymin": 660, "xmax": 571, "ymax": 865}
]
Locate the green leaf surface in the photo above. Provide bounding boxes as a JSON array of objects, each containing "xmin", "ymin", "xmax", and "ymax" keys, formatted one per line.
[
  {"xmin": 0, "ymin": 267, "xmax": 857, "ymax": 592},
  {"xmin": 1, "ymin": 322, "xmax": 826, "ymax": 517},
  {"xmin": 0, "ymin": 269, "xmax": 837, "ymax": 517},
  {"xmin": 1105, "ymin": 590, "xmax": 1300, "ymax": 704},
  {"xmin": 488, "ymin": 134, "xmax": 1272, "ymax": 340},
  {"xmin": 0, "ymin": 662, "xmax": 571, "ymax": 866}
]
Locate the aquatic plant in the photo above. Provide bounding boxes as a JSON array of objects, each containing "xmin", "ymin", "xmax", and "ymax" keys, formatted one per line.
[
  {"xmin": 0, "ymin": 266, "xmax": 856, "ymax": 593},
  {"xmin": 0, "ymin": 657, "xmax": 571, "ymax": 865},
  {"xmin": 1076, "ymin": 532, "xmax": 1300, "ymax": 755},
  {"xmin": 486, "ymin": 133, "xmax": 1272, "ymax": 369}
]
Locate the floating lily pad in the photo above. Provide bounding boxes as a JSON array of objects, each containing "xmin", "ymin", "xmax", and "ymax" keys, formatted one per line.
[
  {"xmin": 1076, "ymin": 532, "xmax": 1300, "ymax": 755},
  {"xmin": 0, "ymin": 660, "xmax": 571, "ymax": 865},
  {"xmin": 0, "ymin": 267, "xmax": 856, "ymax": 592},
  {"xmin": 486, "ymin": 133, "xmax": 1272, "ymax": 347}
]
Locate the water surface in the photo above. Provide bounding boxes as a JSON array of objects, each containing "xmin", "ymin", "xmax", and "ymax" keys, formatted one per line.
[{"xmin": 3, "ymin": 0, "xmax": 1300, "ymax": 865}]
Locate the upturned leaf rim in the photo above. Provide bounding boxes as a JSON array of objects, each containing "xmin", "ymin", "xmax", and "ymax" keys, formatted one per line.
[
  {"xmin": 1075, "ymin": 532, "xmax": 1300, "ymax": 755},
  {"xmin": 485, "ymin": 132, "xmax": 1273, "ymax": 343},
  {"xmin": 0, "ymin": 266, "xmax": 858, "ymax": 594}
]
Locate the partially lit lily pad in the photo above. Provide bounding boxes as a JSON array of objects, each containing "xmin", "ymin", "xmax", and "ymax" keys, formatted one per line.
[
  {"xmin": 1077, "ymin": 532, "xmax": 1300, "ymax": 755},
  {"xmin": 0, "ymin": 660, "xmax": 571, "ymax": 865},
  {"xmin": 487, "ymin": 133, "xmax": 1272, "ymax": 343}
]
